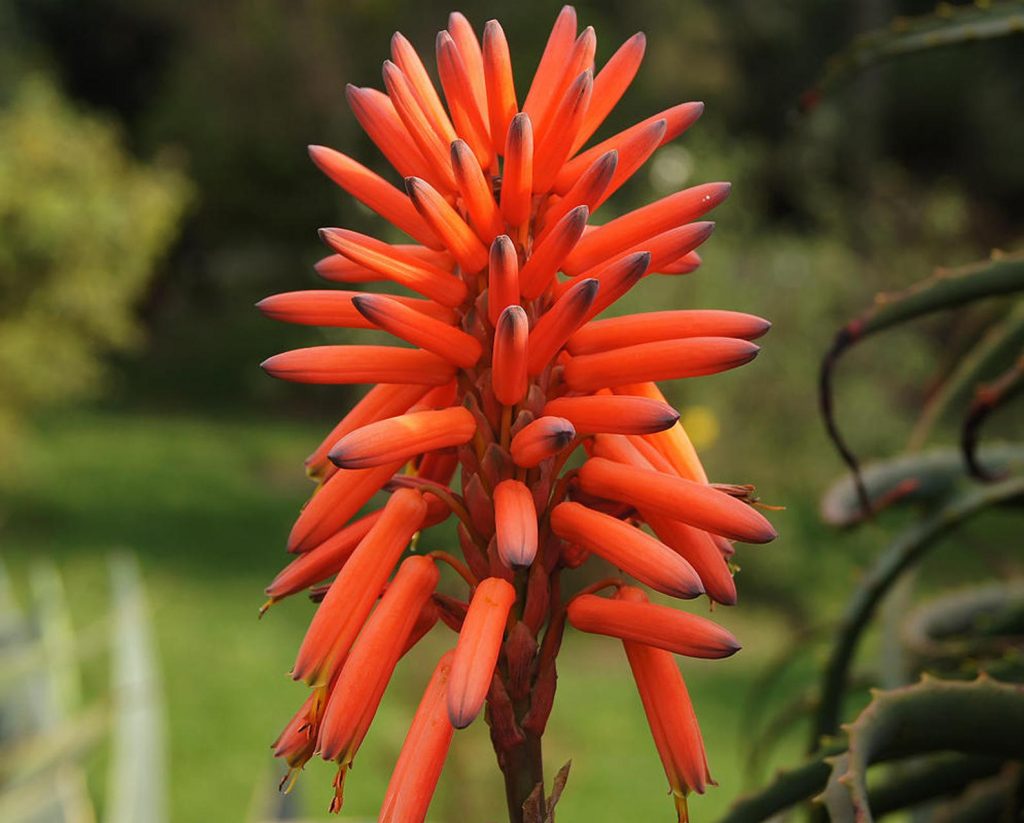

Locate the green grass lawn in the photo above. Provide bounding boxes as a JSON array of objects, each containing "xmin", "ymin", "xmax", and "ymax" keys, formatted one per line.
[{"xmin": 2, "ymin": 409, "xmax": 829, "ymax": 823}]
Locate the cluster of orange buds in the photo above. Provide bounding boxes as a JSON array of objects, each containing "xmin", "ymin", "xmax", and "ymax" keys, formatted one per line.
[{"xmin": 258, "ymin": 6, "xmax": 775, "ymax": 822}]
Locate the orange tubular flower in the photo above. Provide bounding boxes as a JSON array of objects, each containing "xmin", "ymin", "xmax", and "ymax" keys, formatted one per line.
[
  {"xmin": 261, "ymin": 345, "xmax": 455, "ymax": 386},
  {"xmin": 494, "ymin": 479, "xmax": 538, "ymax": 567},
  {"xmin": 257, "ymin": 290, "xmax": 454, "ymax": 329},
  {"xmin": 378, "ymin": 650, "xmax": 457, "ymax": 823},
  {"xmin": 543, "ymin": 395, "xmax": 678, "ymax": 435},
  {"xmin": 567, "ymin": 309, "xmax": 771, "ymax": 355},
  {"xmin": 567, "ymin": 591, "xmax": 741, "ymax": 659},
  {"xmin": 260, "ymin": 8, "xmax": 775, "ymax": 818},
  {"xmin": 487, "ymin": 234, "xmax": 520, "ymax": 325},
  {"xmin": 509, "ymin": 415, "xmax": 576, "ymax": 468},
  {"xmin": 305, "ymin": 383, "xmax": 432, "ymax": 483},
  {"xmin": 616, "ymin": 586, "xmax": 714, "ymax": 822},
  {"xmin": 328, "ymin": 406, "xmax": 477, "ymax": 469},
  {"xmin": 550, "ymin": 502, "xmax": 703, "ymax": 599},
  {"xmin": 319, "ymin": 555, "xmax": 440, "ymax": 808},
  {"xmin": 492, "ymin": 305, "xmax": 529, "ymax": 406},
  {"xmin": 579, "ymin": 456, "xmax": 777, "ymax": 544},
  {"xmin": 447, "ymin": 577, "xmax": 516, "ymax": 728},
  {"xmin": 291, "ymin": 488, "xmax": 426, "ymax": 685},
  {"xmin": 352, "ymin": 293, "xmax": 481, "ymax": 367},
  {"xmin": 564, "ymin": 336, "xmax": 760, "ymax": 392}
]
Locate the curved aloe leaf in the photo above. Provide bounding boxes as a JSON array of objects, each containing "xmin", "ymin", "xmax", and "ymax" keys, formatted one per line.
[
  {"xmin": 819, "ymin": 253, "xmax": 1024, "ymax": 514},
  {"xmin": 719, "ymin": 748, "xmax": 1002, "ymax": 823},
  {"xmin": 901, "ymin": 581, "xmax": 1024, "ymax": 667},
  {"xmin": 820, "ymin": 443, "xmax": 1024, "ymax": 526},
  {"xmin": 909, "ymin": 301, "xmax": 1024, "ymax": 450},
  {"xmin": 805, "ymin": 1, "xmax": 1024, "ymax": 106},
  {"xmin": 811, "ymin": 475, "xmax": 1024, "ymax": 748},
  {"xmin": 961, "ymin": 351, "xmax": 1024, "ymax": 480},
  {"xmin": 718, "ymin": 747, "xmax": 840, "ymax": 823},
  {"xmin": 867, "ymin": 753, "xmax": 1003, "ymax": 817},
  {"xmin": 931, "ymin": 767, "xmax": 1023, "ymax": 823},
  {"xmin": 818, "ymin": 676, "xmax": 1024, "ymax": 822}
]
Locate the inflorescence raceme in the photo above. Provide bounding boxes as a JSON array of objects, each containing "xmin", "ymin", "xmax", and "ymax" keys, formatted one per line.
[{"xmin": 258, "ymin": 7, "xmax": 776, "ymax": 822}]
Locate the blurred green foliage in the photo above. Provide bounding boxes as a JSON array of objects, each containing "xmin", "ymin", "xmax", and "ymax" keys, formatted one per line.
[{"xmin": 0, "ymin": 75, "xmax": 190, "ymax": 442}]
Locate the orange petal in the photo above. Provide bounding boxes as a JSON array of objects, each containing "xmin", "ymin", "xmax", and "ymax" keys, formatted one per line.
[
  {"xmin": 573, "ymin": 32, "xmax": 646, "ymax": 152},
  {"xmin": 292, "ymin": 488, "xmax": 427, "ymax": 684},
  {"xmin": 575, "ymin": 221, "xmax": 715, "ymax": 280},
  {"xmin": 257, "ymin": 290, "xmax": 454, "ymax": 329},
  {"xmin": 575, "ymin": 251, "xmax": 651, "ymax": 323},
  {"xmin": 319, "ymin": 228, "xmax": 467, "ymax": 307},
  {"xmin": 315, "ymin": 243, "xmax": 454, "ymax": 283},
  {"xmin": 319, "ymin": 555, "xmax": 439, "ymax": 764},
  {"xmin": 519, "ymin": 205, "xmax": 589, "ymax": 299},
  {"xmin": 482, "ymin": 20, "xmax": 517, "ymax": 158},
  {"xmin": 487, "ymin": 234, "xmax": 520, "ymax": 326},
  {"xmin": 510, "ymin": 415, "xmax": 576, "ymax": 468},
  {"xmin": 554, "ymin": 101, "xmax": 704, "ymax": 194},
  {"xmin": 522, "ymin": 5, "xmax": 577, "ymax": 130},
  {"xmin": 447, "ymin": 13, "xmax": 487, "ymax": 113},
  {"xmin": 645, "ymin": 514, "xmax": 737, "ymax": 607},
  {"xmin": 536, "ymin": 150, "xmax": 617, "ymax": 241},
  {"xmin": 447, "ymin": 577, "xmax": 516, "ymax": 727},
  {"xmin": 328, "ymin": 407, "xmax": 477, "ymax": 469},
  {"xmin": 382, "ymin": 61, "xmax": 459, "ymax": 191},
  {"xmin": 353, "ymin": 293, "xmax": 482, "ymax": 368},
  {"xmin": 436, "ymin": 32, "xmax": 492, "ymax": 168},
  {"xmin": 592, "ymin": 118, "xmax": 666, "ymax": 209},
  {"xmin": 543, "ymin": 395, "xmax": 678, "ymax": 436},
  {"xmin": 308, "ymin": 145, "xmax": 441, "ymax": 247},
  {"xmin": 451, "ymin": 139, "xmax": 504, "ymax": 242},
  {"xmin": 345, "ymin": 85, "xmax": 432, "ymax": 183},
  {"xmin": 492, "ymin": 306, "xmax": 529, "ymax": 406},
  {"xmin": 406, "ymin": 176, "xmax": 490, "ymax": 273},
  {"xmin": 563, "ymin": 337, "xmax": 760, "ymax": 392},
  {"xmin": 532, "ymin": 27, "xmax": 596, "ymax": 144},
  {"xmin": 526, "ymin": 277, "xmax": 598, "ymax": 374},
  {"xmin": 613, "ymin": 382, "xmax": 708, "ymax": 483},
  {"xmin": 305, "ymin": 383, "xmax": 432, "ymax": 484},
  {"xmin": 564, "ymin": 183, "xmax": 731, "ymax": 276},
  {"xmin": 617, "ymin": 587, "xmax": 713, "ymax": 807},
  {"xmin": 659, "ymin": 251, "xmax": 702, "ymax": 275},
  {"xmin": 378, "ymin": 650, "xmax": 456, "ymax": 823},
  {"xmin": 578, "ymin": 456, "xmax": 777, "ymax": 543},
  {"xmin": 390, "ymin": 33, "xmax": 458, "ymax": 146},
  {"xmin": 261, "ymin": 345, "xmax": 456, "ymax": 386},
  {"xmin": 266, "ymin": 511, "xmax": 382, "ymax": 601},
  {"xmin": 494, "ymin": 479, "xmax": 538, "ymax": 567},
  {"xmin": 500, "ymin": 113, "xmax": 534, "ymax": 226},
  {"xmin": 533, "ymin": 70, "xmax": 593, "ymax": 193},
  {"xmin": 567, "ymin": 592, "xmax": 739, "ymax": 658},
  {"xmin": 287, "ymin": 462, "xmax": 404, "ymax": 553},
  {"xmin": 551, "ymin": 502, "xmax": 703, "ymax": 598},
  {"xmin": 569, "ymin": 309, "xmax": 770, "ymax": 354}
]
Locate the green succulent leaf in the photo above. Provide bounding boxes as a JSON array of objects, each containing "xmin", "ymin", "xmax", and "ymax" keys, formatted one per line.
[
  {"xmin": 909, "ymin": 301, "xmax": 1024, "ymax": 450},
  {"xmin": 819, "ymin": 676, "xmax": 1024, "ymax": 822},
  {"xmin": 812, "ymin": 474, "xmax": 1024, "ymax": 747},
  {"xmin": 805, "ymin": 1, "xmax": 1024, "ymax": 106},
  {"xmin": 820, "ymin": 253, "xmax": 1024, "ymax": 516},
  {"xmin": 820, "ymin": 443, "xmax": 1024, "ymax": 527}
]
